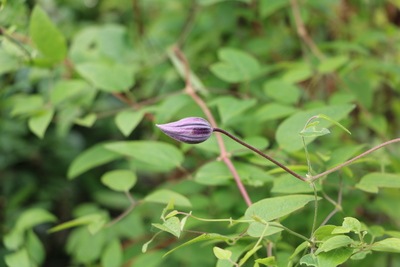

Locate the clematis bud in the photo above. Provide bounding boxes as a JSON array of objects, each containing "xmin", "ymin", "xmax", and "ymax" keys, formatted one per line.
[{"xmin": 156, "ymin": 117, "xmax": 213, "ymax": 144}]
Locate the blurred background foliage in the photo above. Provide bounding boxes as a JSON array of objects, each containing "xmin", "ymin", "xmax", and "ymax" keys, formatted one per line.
[{"xmin": 1, "ymin": 0, "xmax": 400, "ymax": 266}]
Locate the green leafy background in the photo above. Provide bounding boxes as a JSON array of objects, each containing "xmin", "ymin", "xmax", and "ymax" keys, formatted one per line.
[{"xmin": 1, "ymin": 1, "xmax": 400, "ymax": 266}]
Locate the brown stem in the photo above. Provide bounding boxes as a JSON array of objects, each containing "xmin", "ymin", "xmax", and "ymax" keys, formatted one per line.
[
  {"xmin": 106, "ymin": 192, "xmax": 138, "ymax": 227},
  {"xmin": 172, "ymin": 46, "xmax": 253, "ymax": 207},
  {"xmin": 290, "ymin": 0, "xmax": 324, "ymax": 60},
  {"xmin": 213, "ymin": 128, "xmax": 306, "ymax": 182}
]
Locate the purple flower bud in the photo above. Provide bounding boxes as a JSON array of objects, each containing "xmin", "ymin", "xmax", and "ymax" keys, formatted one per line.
[{"xmin": 156, "ymin": 117, "xmax": 213, "ymax": 144}]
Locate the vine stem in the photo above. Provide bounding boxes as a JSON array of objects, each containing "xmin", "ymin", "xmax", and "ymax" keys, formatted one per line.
[
  {"xmin": 106, "ymin": 191, "xmax": 138, "ymax": 227},
  {"xmin": 172, "ymin": 46, "xmax": 253, "ymax": 207},
  {"xmin": 309, "ymin": 138, "xmax": 400, "ymax": 181},
  {"xmin": 213, "ymin": 128, "xmax": 306, "ymax": 182},
  {"xmin": 214, "ymin": 128, "xmax": 400, "ymax": 184}
]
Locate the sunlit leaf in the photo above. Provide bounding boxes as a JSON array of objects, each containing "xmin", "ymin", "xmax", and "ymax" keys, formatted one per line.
[
  {"xmin": 276, "ymin": 104, "xmax": 355, "ymax": 152},
  {"xmin": 76, "ymin": 62, "xmax": 134, "ymax": 92},
  {"xmin": 104, "ymin": 141, "xmax": 183, "ymax": 172},
  {"xmin": 101, "ymin": 239, "xmax": 122, "ymax": 267},
  {"xmin": 4, "ymin": 248, "xmax": 31, "ymax": 267},
  {"xmin": 48, "ymin": 213, "xmax": 106, "ymax": 234},
  {"xmin": 372, "ymin": 238, "xmax": 400, "ymax": 253},
  {"xmin": 144, "ymin": 189, "xmax": 192, "ymax": 207},
  {"xmin": 210, "ymin": 48, "xmax": 261, "ymax": 82},
  {"xmin": 245, "ymin": 195, "xmax": 319, "ymax": 237},
  {"xmin": 213, "ymin": 247, "xmax": 232, "ymax": 260},
  {"xmin": 315, "ymin": 235, "xmax": 354, "ymax": 254},
  {"xmin": 29, "ymin": 5, "xmax": 67, "ymax": 63},
  {"xmin": 356, "ymin": 172, "xmax": 400, "ymax": 193},
  {"xmin": 68, "ymin": 144, "xmax": 122, "ymax": 179},
  {"xmin": 115, "ymin": 110, "xmax": 144, "ymax": 137},
  {"xmin": 28, "ymin": 108, "xmax": 54, "ymax": 139},
  {"xmin": 101, "ymin": 170, "xmax": 137, "ymax": 192},
  {"xmin": 74, "ymin": 113, "xmax": 96, "ymax": 127},
  {"xmin": 263, "ymin": 79, "xmax": 301, "ymax": 104},
  {"xmin": 163, "ymin": 233, "xmax": 231, "ymax": 257},
  {"xmin": 152, "ymin": 217, "xmax": 181, "ymax": 238},
  {"xmin": 15, "ymin": 208, "xmax": 57, "ymax": 231}
]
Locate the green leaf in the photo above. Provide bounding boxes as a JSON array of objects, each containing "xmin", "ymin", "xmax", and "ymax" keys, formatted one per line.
[
  {"xmin": 255, "ymin": 256, "xmax": 277, "ymax": 266},
  {"xmin": 101, "ymin": 239, "xmax": 122, "ymax": 267},
  {"xmin": 211, "ymin": 96, "xmax": 256, "ymax": 125},
  {"xmin": 361, "ymin": 113, "xmax": 387, "ymax": 136},
  {"xmin": 68, "ymin": 144, "xmax": 122, "ymax": 179},
  {"xmin": 15, "ymin": 208, "xmax": 57, "ymax": 231},
  {"xmin": 48, "ymin": 213, "xmax": 105, "ymax": 234},
  {"xmin": 213, "ymin": 247, "xmax": 232, "ymax": 260},
  {"xmin": 144, "ymin": 189, "xmax": 192, "ymax": 207},
  {"xmin": 317, "ymin": 248, "xmax": 353, "ymax": 267},
  {"xmin": 74, "ymin": 113, "xmax": 97, "ymax": 127},
  {"xmin": 326, "ymin": 145, "xmax": 364, "ymax": 168},
  {"xmin": 317, "ymin": 56, "xmax": 348, "ymax": 74},
  {"xmin": 356, "ymin": 172, "xmax": 400, "ymax": 193},
  {"xmin": 245, "ymin": 195, "xmax": 319, "ymax": 237},
  {"xmin": 272, "ymin": 174, "xmax": 321, "ymax": 194},
  {"xmin": 104, "ymin": 141, "xmax": 183, "ymax": 172},
  {"xmin": 245, "ymin": 194, "xmax": 318, "ymax": 222},
  {"xmin": 195, "ymin": 161, "xmax": 273, "ymax": 186},
  {"xmin": 276, "ymin": 104, "xmax": 355, "ymax": 152},
  {"xmin": 282, "ymin": 63, "xmax": 312, "ymax": 83},
  {"xmin": 66, "ymin": 227, "xmax": 106, "ymax": 263},
  {"xmin": 299, "ymin": 253, "xmax": 318, "ymax": 267},
  {"xmin": 210, "ymin": 48, "xmax": 261, "ymax": 83},
  {"xmin": 332, "ymin": 217, "xmax": 362, "ymax": 234},
  {"xmin": 76, "ymin": 62, "xmax": 134, "ymax": 92},
  {"xmin": 28, "ymin": 108, "xmax": 54, "ymax": 139},
  {"xmin": 11, "ymin": 95, "xmax": 44, "ymax": 117},
  {"xmin": 101, "ymin": 170, "xmax": 137, "ymax": 192},
  {"xmin": 26, "ymin": 230, "xmax": 45, "ymax": 266},
  {"xmin": 343, "ymin": 68, "xmax": 377, "ymax": 109},
  {"xmin": 255, "ymin": 103, "xmax": 297, "ymax": 122},
  {"xmin": 115, "ymin": 110, "xmax": 144, "ymax": 137},
  {"xmin": 155, "ymin": 94, "xmax": 192, "ymax": 123},
  {"xmin": 260, "ymin": 0, "xmax": 288, "ymax": 18},
  {"xmin": 163, "ymin": 233, "xmax": 231, "ymax": 257},
  {"xmin": 290, "ymin": 241, "xmax": 309, "ymax": 260},
  {"xmin": 4, "ymin": 249, "xmax": 31, "ymax": 267},
  {"xmin": 216, "ymin": 244, "xmax": 249, "ymax": 267},
  {"xmin": 314, "ymin": 225, "xmax": 337, "ymax": 241},
  {"xmin": 50, "ymin": 79, "xmax": 93, "ymax": 105},
  {"xmin": 133, "ymin": 251, "xmax": 164, "ymax": 267},
  {"xmin": 238, "ymin": 245, "xmax": 262, "ymax": 266},
  {"xmin": 245, "ymin": 221, "xmax": 283, "ymax": 238},
  {"xmin": 299, "ymin": 126, "xmax": 330, "ymax": 137},
  {"xmin": 29, "ymin": 5, "xmax": 66, "ymax": 63},
  {"xmin": 263, "ymin": 79, "xmax": 301, "ymax": 104},
  {"xmin": 315, "ymin": 235, "xmax": 354, "ymax": 254},
  {"xmin": 194, "ymin": 161, "xmax": 231, "ymax": 185},
  {"xmin": 153, "ymin": 217, "xmax": 181, "ymax": 238},
  {"xmin": 3, "ymin": 229, "xmax": 24, "ymax": 250},
  {"xmin": 372, "ymin": 238, "xmax": 400, "ymax": 253},
  {"xmin": 0, "ymin": 48, "xmax": 19, "ymax": 74}
]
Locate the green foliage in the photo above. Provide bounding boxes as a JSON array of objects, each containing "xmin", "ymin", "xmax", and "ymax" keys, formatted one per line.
[{"xmin": 2, "ymin": 1, "xmax": 400, "ymax": 267}]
